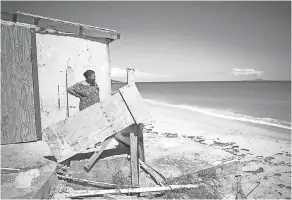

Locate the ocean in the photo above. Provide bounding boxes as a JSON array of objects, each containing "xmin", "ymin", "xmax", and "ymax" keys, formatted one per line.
[{"xmin": 112, "ymin": 81, "xmax": 291, "ymax": 130}]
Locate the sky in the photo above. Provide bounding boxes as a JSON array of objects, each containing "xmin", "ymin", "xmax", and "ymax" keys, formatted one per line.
[{"xmin": 1, "ymin": 1, "xmax": 291, "ymax": 82}]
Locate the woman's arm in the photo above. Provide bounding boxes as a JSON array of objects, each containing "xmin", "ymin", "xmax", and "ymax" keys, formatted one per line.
[{"xmin": 67, "ymin": 84, "xmax": 82, "ymax": 99}]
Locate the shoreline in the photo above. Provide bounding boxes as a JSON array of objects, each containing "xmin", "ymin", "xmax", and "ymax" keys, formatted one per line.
[{"xmin": 142, "ymin": 103, "xmax": 291, "ymax": 199}]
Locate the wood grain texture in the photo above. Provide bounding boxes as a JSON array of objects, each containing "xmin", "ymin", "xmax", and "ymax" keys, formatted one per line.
[
  {"xmin": 30, "ymin": 28, "xmax": 42, "ymax": 140},
  {"xmin": 43, "ymin": 85, "xmax": 147, "ymax": 163},
  {"xmin": 119, "ymin": 85, "xmax": 151, "ymax": 124},
  {"xmin": 1, "ymin": 11, "xmax": 120, "ymax": 40},
  {"xmin": 81, "ymin": 25, "xmax": 119, "ymax": 40},
  {"xmin": 130, "ymin": 132, "xmax": 139, "ymax": 187},
  {"xmin": 84, "ymin": 136, "xmax": 113, "ymax": 170},
  {"xmin": 1, "ymin": 23, "xmax": 38, "ymax": 144},
  {"xmin": 137, "ymin": 124, "xmax": 145, "ymax": 162}
]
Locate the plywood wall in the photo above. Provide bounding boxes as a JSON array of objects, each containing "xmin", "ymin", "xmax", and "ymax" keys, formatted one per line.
[
  {"xmin": 1, "ymin": 22, "xmax": 39, "ymax": 144},
  {"xmin": 36, "ymin": 34, "xmax": 111, "ymax": 129}
]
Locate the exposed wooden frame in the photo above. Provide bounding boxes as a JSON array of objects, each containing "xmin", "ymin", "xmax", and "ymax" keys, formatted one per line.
[
  {"xmin": 30, "ymin": 28, "xmax": 42, "ymax": 140},
  {"xmin": 84, "ymin": 136, "xmax": 114, "ymax": 171},
  {"xmin": 130, "ymin": 132, "xmax": 139, "ymax": 187},
  {"xmin": 1, "ymin": 11, "xmax": 121, "ymax": 41}
]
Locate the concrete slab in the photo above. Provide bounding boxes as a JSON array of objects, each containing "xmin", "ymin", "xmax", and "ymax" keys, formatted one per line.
[{"xmin": 1, "ymin": 141, "xmax": 58, "ymax": 199}]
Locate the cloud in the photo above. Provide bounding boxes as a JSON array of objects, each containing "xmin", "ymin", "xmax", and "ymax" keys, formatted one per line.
[
  {"xmin": 111, "ymin": 67, "xmax": 169, "ymax": 81},
  {"xmin": 232, "ymin": 68, "xmax": 263, "ymax": 76}
]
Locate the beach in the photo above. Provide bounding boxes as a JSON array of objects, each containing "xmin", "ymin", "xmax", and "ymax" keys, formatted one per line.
[
  {"xmin": 138, "ymin": 101, "xmax": 291, "ymax": 199},
  {"xmin": 109, "ymin": 81, "xmax": 291, "ymax": 198}
]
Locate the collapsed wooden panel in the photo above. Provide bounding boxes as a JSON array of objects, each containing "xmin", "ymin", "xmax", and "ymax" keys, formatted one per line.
[
  {"xmin": 43, "ymin": 85, "xmax": 149, "ymax": 163},
  {"xmin": 119, "ymin": 85, "xmax": 151, "ymax": 124},
  {"xmin": 1, "ymin": 23, "xmax": 39, "ymax": 144}
]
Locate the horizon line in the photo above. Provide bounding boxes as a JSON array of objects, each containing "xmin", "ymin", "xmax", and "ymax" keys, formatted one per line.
[{"xmin": 112, "ymin": 80, "xmax": 291, "ymax": 83}]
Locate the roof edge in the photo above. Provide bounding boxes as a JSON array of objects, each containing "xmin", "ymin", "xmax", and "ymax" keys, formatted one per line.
[{"xmin": 1, "ymin": 11, "xmax": 121, "ymax": 41}]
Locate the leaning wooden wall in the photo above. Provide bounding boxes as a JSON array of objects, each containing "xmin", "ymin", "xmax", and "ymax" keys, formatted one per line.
[
  {"xmin": 36, "ymin": 34, "xmax": 111, "ymax": 129},
  {"xmin": 1, "ymin": 21, "xmax": 41, "ymax": 144}
]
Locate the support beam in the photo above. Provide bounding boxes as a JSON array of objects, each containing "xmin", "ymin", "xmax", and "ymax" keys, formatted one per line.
[
  {"xmin": 137, "ymin": 124, "xmax": 145, "ymax": 162},
  {"xmin": 139, "ymin": 159, "xmax": 165, "ymax": 186},
  {"xmin": 126, "ymin": 68, "xmax": 146, "ymax": 162},
  {"xmin": 127, "ymin": 68, "xmax": 135, "ymax": 85},
  {"xmin": 1, "ymin": 11, "xmax": 121, "ymax": 40},
  {"xmin": 84, "ymin": 136, "xmax": 114, "ymax": 171},
  {"xmin": 130, "ymin": 132, "xmax": 139, "ymax": 187}
]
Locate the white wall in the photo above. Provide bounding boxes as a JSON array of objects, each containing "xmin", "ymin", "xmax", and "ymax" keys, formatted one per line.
[{"xmin": 36, "ymin": 34, "xmax": 110, "ymax": 129}]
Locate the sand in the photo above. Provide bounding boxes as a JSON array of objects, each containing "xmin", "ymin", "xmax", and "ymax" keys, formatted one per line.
[{"xmin": 141, "ymin": 102, "xmax": 291, "ymax": 199}]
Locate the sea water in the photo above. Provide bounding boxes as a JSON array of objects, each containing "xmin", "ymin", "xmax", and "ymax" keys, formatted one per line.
[{"xmin": 112, "ymin": 81, "xmax": 291, "ymax": 130}]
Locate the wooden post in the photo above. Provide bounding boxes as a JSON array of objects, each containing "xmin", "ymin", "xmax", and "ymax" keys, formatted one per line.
[
  {"xmin": 130, "ymin": 132, "xmax": 139, "ymax": 187},
  {"xmin": 127, "ymin": 68, "xmax": 135, "ymax": 85},
  {"xmin": 58, "ymin": 85, "xmax": 60, "ymax": 110},
  {"xmin": 126, "ymin": 68, "xmax": 145, "ymax": 162},
  {"xmin": 127, "ymin": 68, "xmax": 143, "ymax": 186},
  {"xmin": 137, "ymin": 124, "xmax": 145, "ymax": 162},
  {"xmin": 65, "ymin": 67, "xmax": 69, "ymax": 118}
]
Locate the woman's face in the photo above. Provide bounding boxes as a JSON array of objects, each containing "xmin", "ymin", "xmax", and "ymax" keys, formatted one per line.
[{"xmin": 86, "ymin": 73, "xmax": 96, "ymax": 85}]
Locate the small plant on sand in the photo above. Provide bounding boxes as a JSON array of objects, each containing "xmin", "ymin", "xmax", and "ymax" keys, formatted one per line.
[
  {"xmin": 232, "ymin": 175, "xmax": 247, "ymax": 199},
  {"xmin": 112, "ymin": 167, "xmax": 131, "ymax": 189}
]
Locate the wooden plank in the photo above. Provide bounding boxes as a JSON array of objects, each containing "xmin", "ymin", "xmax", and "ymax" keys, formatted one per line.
[
  {"xmin": 37, "ymin": 17, "xmax": 80, "ymax": 35},
  {"xmin": 1, "ymin": 23, "xmax": 38, "ymax": 144},
  {"xmin": 30, "ymin": 28, "xmax": 42, "ymax": 140},
  {"xmin": 126, "ymin": 68, "xmax": 145, "ymax": 161},
  {"xmin": 116, "ymin": 124, "xmax": 145, "ymax": 161},
  {"xmin": 119, "ymin": 85, "xmax": 151, "ymax": 124},
  {"xmin": 139, "ymin": 160, "xmax": 165, "ymax": 186},
  {"xmin": 107, "ymin": 43, "xmax": 112, "ymax": 95},
  {"xmin": 127, "ymin": 68, "xmax": 135, "ymax": 85},
  {"xmin": 13, "ymin": 11, "xmax": 120, "ymax": 40},
  {"xmin": 81, "ymin": 25, "xmax": 120, "ymax": 40},
  {"xmin": 137, "ymin": 124, "xmax": 145, "ymax": 162},
  {"xmin": 84, "ymin": 136, "xmax": 114, "ymax": 171},
  {"xmin": 57, "ymin": 174, "xmax": 133, "ymax": 188},
  {"xmin": 130, "ymin": 132, "xmax": 139, "ymax": 187},
  {"xmin": 16, "ymin": 12, "xmax": 35, "ymax": 24},
  {"xmin": 43, "ymin": 92, "xmax": 135, "ymax": 163},
  {"xmin": 67, "ymin": 184, "xmax": 200, "ymax": 198},
  {"xmin": 43, "ymin": 85, "xmax": 149, "ymax": 163},
  {"xmin": 1, "ymin": 168, "xmax": 21, "ymax": 174},
  {"xmin": 1, "ymin": 11, "xmax": 15, "ymax": 22}
]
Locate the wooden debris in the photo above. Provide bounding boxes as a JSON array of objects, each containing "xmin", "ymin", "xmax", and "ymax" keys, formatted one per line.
[
  {"xmin": 84, "ymin": 136, "xmax": 114, "ymax": 171},
  {"xmin": 1, "ymin": 168, "xmax": 21, "ymax": 174},
  {"xmin": 43, "ymin": 84, "xmax": 151, "ymax": 163},
  {"xmin": 67, "ymin": 184, "xmax": 200, "ymax": 198},
  {"xmin": 246, "ymin": 182, "xmax": 261, "ymax": 198},
  {"xmin": 57, "ymin": 174, "xmax": 134, "ymax": 189},
  {"xmin": 139, "ymin": 159, "xmax": 165, "ymax": 186},
  {"xmin": 130, "ymin": 132, "xmax": 139, "ymax": 187},
  {"xmin": 137, "ymin": 124, "xmax": 145, "ymax": 162}
]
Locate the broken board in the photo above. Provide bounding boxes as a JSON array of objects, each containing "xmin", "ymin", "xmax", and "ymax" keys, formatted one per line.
[{"xmin": 43, "ymin": 85, "xmax": 151, "ymax": 163}]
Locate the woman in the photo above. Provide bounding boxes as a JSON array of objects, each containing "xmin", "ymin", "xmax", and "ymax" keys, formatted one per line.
[{"xmin": 67, "ymin": 70, "xmax": 100, "ymax": 111}]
